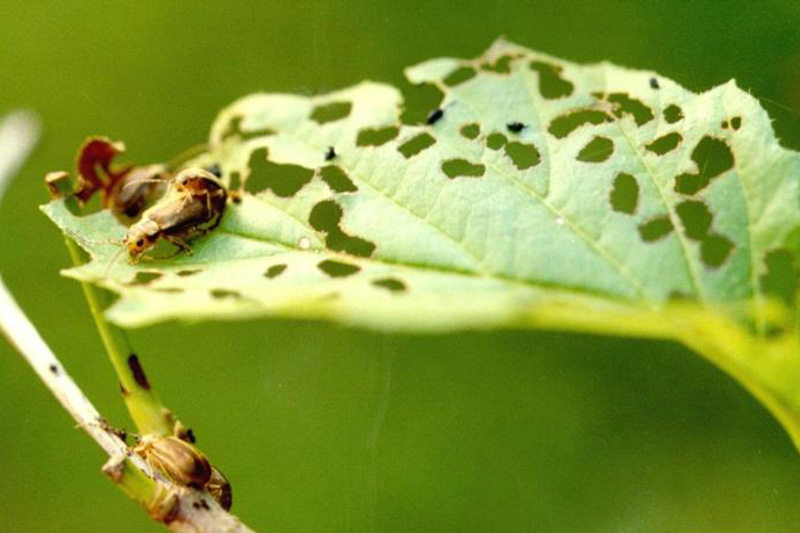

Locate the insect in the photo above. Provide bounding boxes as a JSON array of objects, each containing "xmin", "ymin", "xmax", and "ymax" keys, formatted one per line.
[
  {"xmin": 133, "ymin": 435, "xmax": 212, "ymax": 488},
  {"xmin": 132, "ymin": 435, "xmax": 233, "ymax": 510},
  {"xmin": 110, "ymin": 164, "xmax": 170, "ymax": 218},
  {"xmin": 72, "ymin": 137, "xmax": 171, "ymax": 220},
  {"xmin": 124, "ymin": 167, "xmax": 227, "ymax": 262},
  {"xmin": 506, "ymin": 121, "xmax": 525, "ymax": 133}
]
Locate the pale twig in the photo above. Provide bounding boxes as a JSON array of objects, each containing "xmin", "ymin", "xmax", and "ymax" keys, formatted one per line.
[{"xmin": 0, "ymin": 111, "xmax": 258, "ymax": 533}]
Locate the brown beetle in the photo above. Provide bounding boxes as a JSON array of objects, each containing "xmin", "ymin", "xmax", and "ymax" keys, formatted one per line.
[
  {"xmin": 124, "ymin": 167, "xmax": 227, "ymax": 262},
  {"xmin": 133, "ymin": 435, "xmax": 212, "ymax": 488},
  {"xmin": 132, "ymin": 435, "xmax": 233, "ymax": 510}
]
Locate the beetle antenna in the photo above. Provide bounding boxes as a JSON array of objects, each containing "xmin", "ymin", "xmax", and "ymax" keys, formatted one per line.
[
  {"xmin": 103, "ymin": 244, "xmax": 127, "ymax": 279},
  {"xmin": 121, "ymin": 177, "xmax": 170, "ymax": 190}
]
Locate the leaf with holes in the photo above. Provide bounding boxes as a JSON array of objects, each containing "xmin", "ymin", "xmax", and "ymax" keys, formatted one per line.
[{"xmin": 43, "ymin": 40, "xmax": 800, "ymax": 446}]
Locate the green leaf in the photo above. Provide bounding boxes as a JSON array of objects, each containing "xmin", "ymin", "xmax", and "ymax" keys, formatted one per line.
[
  {"xmin": 43, "ymin": 39, "xmax": 800, "ymax": 330},
  {"xmin": 41, "ymin": 39, "xmax": 800, "ymax": 447}
]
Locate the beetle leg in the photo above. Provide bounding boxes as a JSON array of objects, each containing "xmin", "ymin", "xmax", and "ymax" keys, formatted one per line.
[{"xmin": 164, "ymin": 235, "xmax": 194, "ymax": 256}]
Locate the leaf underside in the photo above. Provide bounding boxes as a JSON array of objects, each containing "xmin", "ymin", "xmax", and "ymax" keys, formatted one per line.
[{"xmin": 43, "ymin": 39, "xmax": 800, "ymax": 338}]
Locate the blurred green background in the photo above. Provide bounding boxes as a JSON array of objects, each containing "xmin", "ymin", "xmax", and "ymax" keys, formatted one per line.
[{"xmin": 2, "ymin": 1, "xmax": 800, "ymax": 531}]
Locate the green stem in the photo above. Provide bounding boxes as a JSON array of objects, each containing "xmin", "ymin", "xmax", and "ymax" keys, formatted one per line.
[{"xmin": 65, "ymin": 237, "xmax": 174, "ymax": 436}]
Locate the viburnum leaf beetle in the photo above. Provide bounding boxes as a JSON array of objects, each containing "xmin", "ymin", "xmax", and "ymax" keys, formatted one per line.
[
  {"xmin": 132, "ymin": 435, "xmax": 233, "ymax": 510},
  {"xmin": 124, "ymin": 167, "xmax": 227, "ymax": 263}
]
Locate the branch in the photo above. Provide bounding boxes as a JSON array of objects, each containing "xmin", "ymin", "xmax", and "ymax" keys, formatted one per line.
[{"xmin": 0, "ymin": 111, "xmax": 258, "ymax": 533}]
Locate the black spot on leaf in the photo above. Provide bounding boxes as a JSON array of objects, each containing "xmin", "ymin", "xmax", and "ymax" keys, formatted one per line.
[
  {"xmin": 529, "ymin": 61, "xmax": 574, "ymax": 99},
  {"xmin": 548, "ymin": 110, "xmax": 610, "ymax": 139},
  {"xmin": 639, "ymin": 216, "xmax": 674, "ymax": 242},
  {"xmin": 650, "ymin": 77, "xmax": 660, "ymax": 89},
  {"xmin": 245, "ymin": 148, "xmax": 314, "ymax": 197},
  {"xmin": 504, "ymin": 142, "xmax": 540, "ymax": 170},
  {"xmin": 310, "ymin": 101, "xmax": 352, "ymax": 124},
  {"xmin": 610, "ymin": 173, "xmax": 639, "ymax": 214},
  {"xmin": 320, "ymin": 165, "xmax": 357, "ymax": 193},
  {"xmin": 426, "ymin": 108, "xmax": 444, "ymax": 125},
  {"xmin": 398, "ymin": 133, "xmax": 436, "ymax": 158},
  {"xmin": 324, "ymin": 146, "xmax": 336, "ymax": 161},
  {"xmin": 577, "ymin": 136, "xmax": 614, "ymax": 162},
  {"xmin": 442, "ymin": 159, "xmax": 486, "ymax": 178},
  {"xmin": 645, "ymin": 132, "xmax": 682, "ymax": 155},
  {"xmin": 356, "ymin": 127, "xmax": 400, "ymax": 147},
  {"xmin": 317, "ymin": 259, "xmax": 361, "ymax": 278},
  {"xmin": 177, "ymin": 269, "xmax": 201, "ymax": 277}
]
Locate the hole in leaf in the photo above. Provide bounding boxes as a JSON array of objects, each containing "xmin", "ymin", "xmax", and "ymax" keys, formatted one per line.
[
  {"xmin": 761, "ymin": 249, "xmax": 799, "ymax": 305},
  {"xmin": 130, "ymin": 271, "xmax": 162, "ymax": 285},
  {"xmin": 398, "ymin": 133, "xmax": 436, "ymax": 158},
  {"xmin": 646, "ymin": 132, "xmax": 682, "ymax": 155},
  {"xmin": 309, "ymin": 200, "xmax": 376, "ymax": 257},
  {"xmin": 504, "ymin": 142, "xmax": 540, "ymax": 169},
  {"xmin": 663, "ymin": 105, "xmax": 684, "ymax": 124},
  {"xmin": 264, "ymin": 264, "xmax": 287, "ymax": 279},
  {"xmin": 577, "ymin": 136, "xmax": 614, "ymax": 162},
  {"xmin": 674, "ymin": 137, "xmax": 734, "ymax": 195},
  {"xmin": 320, "ymin": 165, "xmax": 357, "ymax": 192},
  {"xmin": 220, "ymin": 116, "xmax": 276, "ymax": 141},
  {"xmin": 245, "ymin": 148, "xmax": 314, "ymax": 197},
  {"xmin": 229, "ymin": 172, "xmax": 241, "ymax": 190},
  {"xmin": 486, "ymin": 132, "xmax": 507, "ymax": 150},
  {"xmin": 609, "ymin": 173, "xmax": 639, "ymax": 214},
  {"xmin": 155, "ymin": 287, "xmax": 184, "ymax": 294},
  {"xmin": 442, "ymin": 159, "xmax": 486, "ymax": 179},
  {"xmin": 210, "ymin": 289, "xmax": 241, "ymax": 299},
  {"xmin": 310, "ymin": 101, "xmax": 352, "ymax": 124},
  {"xmin": 731, "ymin": 116, "xmax": 742, "ymax": 130},
  {"xmin": 700, "ymin": 234, "xmax": 734, "ymax": 268},
  {"xmin": 356, "ymin": 126, "xmax": 400, "ymax": 147},
  {"xmin": 317, "ymin": 259, "xmax": 361, "ymax": 278},
  {"xmin": 482, "ymin": 55, "xmax": 513, "ymax": 73},
  {"xmin": 372, "ymin": 278, "xmax": 407, "ymax": 292},
  {"xmin": 460, "ymin": 123, "xmax": 481, "ymax": 139},
  {"xmin": 548, "ymin": 110, "xmax": 610, "ymax": 139},
  {"xmin": 529, "ymin": 61, "xmax": 574, "ymax": 99},
  {"xmin": 638, "ymin": 216, "xmax": 674, "ymax": 242},
  {"xmin": 721, "ymin": 120, "xmax": 730, "ymax": 130},
  {"xmin": 675, "ymin": 200, "xmax": 712, "ymax": 240},
  {"xmin": 399, "ymin": 81, "xmax": 445, "ymax": 125},
  {"xmin": 444, "ymin": 66, "xmax": 477, "ymax": 86},
  {"xmin": 606, "ymin": 93, "xmax": 654, "ymax": 126},
  {"xmin": 177, "ymin": 269, "xmax": 201, "ymax": 277}
]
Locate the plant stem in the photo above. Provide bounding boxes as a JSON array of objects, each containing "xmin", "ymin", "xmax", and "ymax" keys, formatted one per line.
[{"xmin": 65, "ymin": 237, "xmax": 174, "ymax": 436}]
